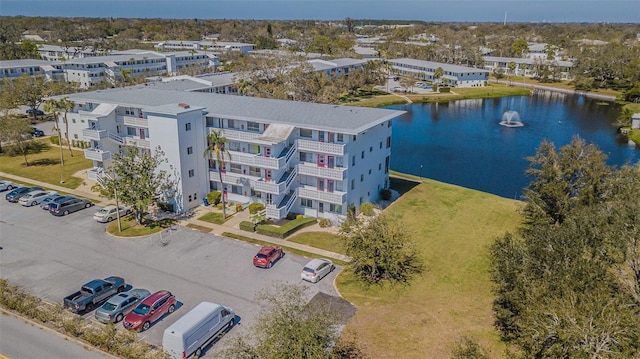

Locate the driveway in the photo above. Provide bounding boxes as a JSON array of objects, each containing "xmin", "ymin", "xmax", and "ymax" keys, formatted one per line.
[{"xmin": 0, "ymin": 199, "xmax": 342, "ymax": 356}]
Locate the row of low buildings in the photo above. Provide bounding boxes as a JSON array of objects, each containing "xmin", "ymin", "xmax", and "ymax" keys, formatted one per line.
[{"xmin": 57, "ymin": 87, "xmax": 404, "ymax": 223}]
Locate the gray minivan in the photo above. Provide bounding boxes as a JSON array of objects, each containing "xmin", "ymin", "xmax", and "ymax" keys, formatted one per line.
[
  {"xmin": 49, "ymin": 196, "xmax": 93, "ymax": 216},
  {"xmin": 162, "ymin": 302, "xmax": 235, "ymax": 359}
]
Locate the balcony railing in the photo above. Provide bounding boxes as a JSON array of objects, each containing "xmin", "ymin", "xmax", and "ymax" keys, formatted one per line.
[
  {"xmin": 209, "ymin": 170, "xmax": 259, "ymax": 186},
  {"xmin": 297, "ymin": 185, "xmax": 346, "ymax": 204},
  {"xmin": 219, "ymin": 128, "xmax": 262, "ymax": 142},
  {"xmin": 297, "ymin": 139, "xmax": 345, "ymax": 156},
  {"xmin": 84, "ymin": 148, "xmax": 111, "ymax": 161},
  {"xmin": 82, "ymin": 128, "xmax": 108, "ymax": 141},
  {"xmin": 297, "ymin": 162, "xmax": 346, "ymax": 181},
  {"xmin": 119, "ymin": 115, "xmax": 149, "ymax": 127},
  {"xmin": 124, "ymin": 137, "xmax": 151, "ymax": 149},
  {"xmin": 266, "ymin": 191, "xmax": 297, "ymax": 219},
  {"xmin": 87, "ymin": 168, "xmax": 104, "ymax": 180},
  {"xmin": 227, "ymin": 150, "xmax": 284, "ymax": 170}
]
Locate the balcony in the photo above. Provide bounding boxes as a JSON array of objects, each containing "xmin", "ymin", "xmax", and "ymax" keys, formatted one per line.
[
  {"xmin": 209, "ymin": 170, "xmax": 259, "ymax": 186},
  {"xmin": 124, "ymin": 136, "xmax": 151, "ymax": 149},
  {"xmin": 86, "ymin": 168, "xmax": 104, "ymax": 180},
  {"xmin": 219, "ymin": 128, "xmax": 263, "ymax": 142},
  {"xmin": 297, "ymin": 162, "xmax": 346, "ymax": 181},
  {"xmin": 227, "ymin": 150, "xmax": 284, "ymax": 170},
  {"xmin": 297, "ymin": 139, "xmax": 345, "ymax": 156},
  {"xmin": 84, "ymin": 148, "xmax": 111, "ymax": 161},
  {"xmin": 297, "ymin": 185, "xmax": 346, "ymax": 204},
  {"xmin": 266, "ymin": 191, "xmax": 297, "ymax": 219},
  {"xmin": 118, "ymin": 115, "xmax": 148, "ymax": 127},
  {"xmin": 82, "ymin": 128, "xmax": 108, "ymax": 141},
  {"xmin": 254, "ymin": 167, "xmax": 297, "ymax": 195}
]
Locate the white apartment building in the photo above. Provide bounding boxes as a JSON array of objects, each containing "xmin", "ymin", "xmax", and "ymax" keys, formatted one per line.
[
  {"xmin": 307, "ymin": 58, "xmax": 369, "ymax": 78},
  {"xmin": 0, "ymin": 59, "xmax": 64, "ymax": 81},
  {"xmin": 63, "ymin": 51, "xmax": 210, "ymax": 88},
  {"xmin": 388, "ymin": 58, "xmax": 489, "ymax": 87},
  {"xmin": 59, "ymin": 88, "xmax": 404, "ymax": 222},
  {"xmin": 483, "ymin": 56, "xmax": 574, "ymax": 80},
  {"xmin": 154, "ymin": 40, "xmax": 255, "ymax": 54}
]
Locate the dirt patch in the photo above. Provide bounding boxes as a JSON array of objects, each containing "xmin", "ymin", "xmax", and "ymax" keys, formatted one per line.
[{"xmin": 308, "ymin": 292, "xmax": 356, "ymax": 325}]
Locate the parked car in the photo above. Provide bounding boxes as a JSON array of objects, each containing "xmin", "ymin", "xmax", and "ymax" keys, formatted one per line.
[
  {"xmin": 301, "ymin": 258, "xmax": 335, "ymax": 283},
  {"xmin": 123, "ymin": 290, "xmax": 177, "ymax": 332},
  {"xmin": 0, "ymin": 180, "xmax": 15, "ymax": 192},
  {"xmin": 49, "ymin": 196, "xmax": 93, "ymax": 216},
  {"xmin": 41, "ymin": 194, "xmax": 70, "ymax": 210},
  {"xmin": 93, "ymin": 205, "xmax": 132, "ymax": 223},
  {"xmin": 31, "ymin": 127, "xmax": 45, "ymax": 137},
  {"xmin": 95, "ymin": 288, "xmax": 151, "ymax": 323},
  {"xmin": 63, "ymin": 276, "xmax": 126, "ymax": 313},
  {"xmin": 253, "ymin": 246, "xmax": 284, "ymax": 269},
  {"xmin": 5, "ymin": 187, "xmax": 43, "ymax": 203},
  {"xmin": 18, "ymin": 190, "xmax": 54, "ymax": 206},
  {"xmin": 163, "ymin": 302, "xmax": 235, "ymax": 359},
  {"xmin": 26, "ymin": 109, "xmax": 45, "ymax": 116}
]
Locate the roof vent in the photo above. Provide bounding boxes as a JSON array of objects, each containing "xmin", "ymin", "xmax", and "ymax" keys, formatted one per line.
[{"xmin": 178, "ymin": 103, "xmax": 190, "ymax": 108}]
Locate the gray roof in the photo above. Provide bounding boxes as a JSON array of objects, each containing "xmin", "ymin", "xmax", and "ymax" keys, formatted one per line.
[
  {"xmin": 62, "ymin": 87, "xmax": 404, "ymax": 135},
  {"xmin": 389, "ymin": 58, "xmax": 489, "ymax": 74},
  {"xmin": 483, "ymin": 56, "xmax": 573, "ymax": 67},
  {"xmin": 0, "ymin": 59, "xmax": 61, "ymax": 68},
  {"xmin": 64, "ymin": 52, "xmax": 166, "ymax": 65}
]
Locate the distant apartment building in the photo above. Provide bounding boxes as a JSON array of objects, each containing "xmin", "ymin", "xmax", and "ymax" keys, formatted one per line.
[
  {"xmin": 0, "ymin": 59, "xmax": 64, "ymax": 81},
  {"xmin": 58, "ymin": 88, "xmax": 404, "ymax": 222},
  {"xmin": 154, "ymin": 40, "xmax": 255, "ymax": 54},
  {"xmin": 482, "ymin": 56, "xmax": 574, "ymax": 80},
  {"xmin": 307, "ymin": 58, "xmax": 369, "ymax": 78},
  {"xmin": 388, "ymin": 58, "xmax": 489, "ymax": 87},
  {"xmin": 145, "ymin": 73, "xmax": 237, "ymax": 94}
]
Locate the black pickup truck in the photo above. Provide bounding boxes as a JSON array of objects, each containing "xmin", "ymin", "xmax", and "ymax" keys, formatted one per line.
[{"xmin": 63, "ymin": 276, "xmax": 126, "ymax": 313}]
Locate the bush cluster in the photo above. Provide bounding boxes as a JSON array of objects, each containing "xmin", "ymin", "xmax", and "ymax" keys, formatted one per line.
[
  {"xmin": 71, "ymin": 140, "xmax": 91, "ymax": 149},
  {"xmin": 319, "ymin": 218, "xmax": 332, "ymax": 228},
  {"xmin": 256, "ymin": 217, "xmax": 317, "ymax": 239},
  {"xmin": 380, "ymin": 188, "xmax": 392, "ymax": 200},
  {"xmin": 360, "ymin": 202, "xmax": 375, "ymax": 216},
  {"xmin": 235, "ymin": 203, "xmax": 243, "ymax": 212},
  {"xmin": 249, "ymin": 202, "xmax": 265, "ymax": 214},
  {"xmin": 0, "ymin": 279, "xmax": 165, "ymax": 359},
  {"xmin": 206, "ymin": 191, "xmax": 221, "ymax": 206}
]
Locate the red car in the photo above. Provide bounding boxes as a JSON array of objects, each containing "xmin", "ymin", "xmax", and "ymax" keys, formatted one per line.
[
  {"xmin": 253, "ymin": 246, "xmax": 284, "ymax": 268},
  {"xmin": 123, "ymin": 290, "xmax": 176, "ymax": 331}
]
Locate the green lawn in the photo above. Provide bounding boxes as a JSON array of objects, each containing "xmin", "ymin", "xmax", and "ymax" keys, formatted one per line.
[
  {"xmin": 198, "ymin": 211, "xmax": 230, "ymax": 225},
  {"xmin": 106, "ymin": 216, "xmax": 177, "ymax": 237},
  {"xmin": 287, "ymin": 231, "xmax": 347, "ymax": 255},
  {"xmin": 336, "ymin": 177, "xmax": 522, "ymax": 359},
  {"xmin": 0, "ymin": 141, "xmax": 92, "ymax": 189}
]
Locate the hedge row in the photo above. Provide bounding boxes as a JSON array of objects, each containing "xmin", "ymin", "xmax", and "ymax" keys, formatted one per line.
[
  {"xmin": 0, "ymin": 279, "xmax": 165, "ymax": 359},
  {"xmin": 239, "ymin": 220, "xmax": 256, "ymax": 232},
  {"xmin": 256, "ymin": 217, "xmax": 317, "ymax": 239}
]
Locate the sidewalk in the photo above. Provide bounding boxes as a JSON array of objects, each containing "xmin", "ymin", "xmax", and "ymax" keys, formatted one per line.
[
  {"xmin": 1, "ymin": 171, "xmax": 350, "ymax": 262},
  {"xmin": 179, "ymin": 206, "xmax": 351, "ymax": 262}
]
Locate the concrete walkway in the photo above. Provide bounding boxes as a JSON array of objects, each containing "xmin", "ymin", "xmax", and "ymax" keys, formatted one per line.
[{"xmin": 1, "ymin": 171, "xmax": 350, "ymax": 262}]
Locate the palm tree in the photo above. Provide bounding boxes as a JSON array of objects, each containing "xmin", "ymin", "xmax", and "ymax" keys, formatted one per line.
[
  {"xmin": 433, "ymin": 67, "xmax": 444, "ymax": 90},
  {"xmin": 203, "ymin": 129, "xmax": 231, "ymax": 219},
  {"xmin": 59, "ymin": 97, "xmax": 75, "ymax": 156},
  {"xmin": 43, "ymin": 99, "xmax": 64, "ymax": 166}
]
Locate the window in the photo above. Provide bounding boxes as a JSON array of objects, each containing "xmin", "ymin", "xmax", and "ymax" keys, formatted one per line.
[
  {"xmin": 127, "ymin": 127, "xmax": 136, "ymax": 136},
  {"xmin": 247, "ymin": 121, "xmax": 260, "ymax": 132},
  {"xmin": 230, "ymin": 163, "xmax": 242, "ymax": 174},
  {"xmin": 74, "ymin": 134, "xmax": 78, "ymax": 139},
  {"xmin": 188, "ymin": 169, "xmax": 195, "ymax": 177},
  {"xmin": 300, "ymin": 128, "xmax": 312, "ymax": 138},
  {"xmin": 361, "ymin": 151, "xmax": 364, "ymax": 159},
  {"xmin": 351, "ymin": 179, "xmax": 355, "ymax": 190},
  {"xmin": 352, "ymin": 135, "xmax": 357, "ymax": 141},
  {"xmin": 300, "ymin": 152, "xmax": 308, "ymax": 162},
  {"xmin": 370, "ymin": 146, "xmax": 373, "ymax": 152},
  {"xmin": 388, "ymin": 120, "xmax": 392, "ymax": 127},
  {"xmin": 386, "ymin": 136, "xmax": 391, "ymax": 149},
  {"xmin": 185, "ymin": 122, "xmax": 192, "ymax": 131},
  {"xmin": 369, "ymin": 169, "xmax": 372, "ymax": 175},
  {"xmin": 187, "ymin": 146, "xmax": 193, "ymax": 155},
  {"xmin": 72, "ymin": 119, "xmax": 76, "ymax": 123},
  {"xmin": 227, "ymin": 119, "xmax": 235, "ymax": 129},
  {"xmin": 301, "ymin": 198, "xmax": 313, "ymax": 208},
  {"xmin": 380, "ymin": 141, "xmax": 383, "ymax": 149},
  {"xmin": 336, "ymin": 133, "xmax": 344, "ymax": 142},
  {"xmin": 360, "ymin": 174, "xmax": 364, "ymax": 182},
  {"xmin": 385, "ymin": 156, "xmax": 390, "ymax": 174},
  {"xmin": 351, "ymin": 155, "xmax": 356, "ymax": 166},
  {"xmin": 329, "ymin": 204, "xmax": 342, "ymax": 213},
  {"xmin": 379, "ymin": 163, "xmax": 382, "ymax": 170}
]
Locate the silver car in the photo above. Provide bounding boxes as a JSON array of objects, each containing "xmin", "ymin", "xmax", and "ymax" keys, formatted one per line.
[
  {"xmin": 93, "ymin": 205, "xmax": 132, "ymax": 223},
  {"xmin": 301, "ymin": 258, "xmax": 335, "ymax": 283},
  {"xmin": 0, "ymin": 180, "xmax": 15, "ymax": 192},
  {"xmin": 39, "ymin": 194, "xmax": 64, "ymax": 210},
  {"xmin": 94, "ymin": 288, "xmax": 151, "ymax": 323},
  {"xmin": 19, "ymin": 190, "xmax": 55, "ymax": 206}
]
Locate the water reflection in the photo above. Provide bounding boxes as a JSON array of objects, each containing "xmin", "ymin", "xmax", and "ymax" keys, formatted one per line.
[{"xmin": 388, "ymin": 94, "xmax": 638, "ymax": 199}]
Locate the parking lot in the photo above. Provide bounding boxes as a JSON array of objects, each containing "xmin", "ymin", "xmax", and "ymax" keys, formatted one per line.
[{"xmin": 0, "ymin": 197, "xmax": 342, "ymax": 356}]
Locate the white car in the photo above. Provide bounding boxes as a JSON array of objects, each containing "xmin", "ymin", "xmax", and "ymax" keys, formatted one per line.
[
  {"xmin": 18, "ymin": 190, "xmax": 54, "ymax": 206},
  {"xmin": 0, "ymin": 180, "xmax": 15, "ymax": 192},
  {"xmin": 93, "ymin": 205, "xmax": 132, "ymax": 223},
  {"xmin": 301, "ymin": 258, "xmax": 335, "ymax": 283}
]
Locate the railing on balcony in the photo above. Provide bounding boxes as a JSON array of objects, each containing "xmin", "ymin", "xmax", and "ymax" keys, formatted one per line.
[
  {"xmin": 266, "ymin": 191, "xmax": 297, "ymax": 219},
  {"xmin": 84, "ymin": 148, "xmax": 111, "ymax": 161},
  {"xmin": 118, "ymin": 115, "xmax": 148, "ymax": 127},
  {"xmin": 220, "ymin": 128, "xmax": 262, "ymax": 142},
  {"xmin": 87, "ymin": 168, "xmax": 105, "ymax": 180},
  {"xmin": 227, "ymin": 150, "xmax": 283, "ymax": 169},
  {"xmin": 297, "ymin": 185, "xmax": 346, "ymax": 204},
  {"xmin": 297, "ymin": 139, "xmax": 345, "ymax": 156},
  {"xmin": 209, "ymin": 170, "xmax": 259, "ymax": 186},
  {"xmin": 297, "ymin": 162, "xmax": 346, "ymax": 181},
  {"xmin": 82, "ymin": 128, "xmax": 108, "ymax": 141},
  {"xmin": 108, "ymin": 132, "xmax": 124, "ymax": 144},
  {"xmin": 124, "ymin": 137, "xmax": 151, "ymax": 149}
]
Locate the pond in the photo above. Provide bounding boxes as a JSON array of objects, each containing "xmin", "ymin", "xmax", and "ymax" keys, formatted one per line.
[{"xmin": 388, "ymin": 93, "xmax": 640, "ymax": 199}]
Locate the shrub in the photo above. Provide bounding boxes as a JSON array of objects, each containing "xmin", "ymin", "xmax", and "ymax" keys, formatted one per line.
[
  {"xmin": 157, "ymin": 201, "xmax": 173, "ymax": 212},
  {"xmin": 217, "ymin": 203, "xmax": 223, "ymax": 210},
  {"xmin": 207, "ymin": 191, "xmax": 221, "ymax": 206},
  {"xmin": 286, "ymin": 212, "xmax": 298, "ymax": 220},
  {"xmin": 236, "ymin": 203, "xmax": 243, "ymax": 212},
  {"xmin": 49, "ymin": 135, "xmax": 60, "ymax": 145},
  {"xmin": 296, "ymin": 214, "xmax": 304, "ymax": 220},
  {"xmin": 239, "ymin": 221, "xmax": 256, "ymax": 232},
  {"xmin": 439, "ymin": 87, "xmax": 451, "ymax": 93},
  {"xmin": 256, "ymin": 217, "xmax": 317, "ymax": 239},
  {"xmin": 360, "ymin": 202, "xmax": 375, "ymax": 216},
  {"xmin": 380, "ymin": 188, "xmax": 392, "ymax": 200},
  {"xmin": 319, "ymin": 218, "xmax": 332, "ymax": 228},
  {"xmin": 249, "ymin": 202, "xmax": 265, "ymax": 214}
]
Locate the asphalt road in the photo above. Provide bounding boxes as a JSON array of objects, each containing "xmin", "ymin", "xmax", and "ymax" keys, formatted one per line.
[
  {"xmin": 0, "ymin": 198, "xmax": 341, "ymax": 357},
  {"xmin": 0, "ymin": 312, "xmax": 111, "ymax": 359}
]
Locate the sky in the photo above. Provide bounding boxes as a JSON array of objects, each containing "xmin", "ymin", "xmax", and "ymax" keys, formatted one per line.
[{"xmin": 1, "ymin": 0, "xmax": 639, "ymax": 23}]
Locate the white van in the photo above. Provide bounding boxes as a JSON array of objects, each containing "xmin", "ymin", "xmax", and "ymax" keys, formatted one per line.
[{"xmin": 162, "ymin": 302, "xmax": 235, "ymax": 359}]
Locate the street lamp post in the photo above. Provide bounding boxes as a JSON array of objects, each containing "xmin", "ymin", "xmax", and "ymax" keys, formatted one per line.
[{"xmin": 419, "ymin": 164, "xmax": 423, "ymax": 181}]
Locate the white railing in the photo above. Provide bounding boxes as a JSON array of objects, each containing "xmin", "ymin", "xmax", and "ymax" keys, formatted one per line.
[
  {"xmin": 297, "ymin": 186, "xmax": 346, "ymax": 204},
  {"xmin": 296, "ymin": 163, "xmax": 346, "ymax": 181},
  {"xmin": 87, "ymin": 168, "xmax": 104, "ymax": 180},
  {"xmin": 124, "ymin": 137, "xmax": 151, "ymax": 149},
  {"xmin": 108, "ymin": 132, "xmax": 124, "ymax": 144},
  {"xmin": 284, "ymin": 143, "xmax": 297, "ymax": 165},
  {"xmin": 84, "ymin": 148, "xmax": 111, "ymax": 161},
  {"xmin": 227, "ymin": 150, "xmax": 283, "ymax": 169},
  {"xmin": 297, "ymin": 139, "xmax": 345, "ymax": 156},
  {"xmin": 254, "ymin": 179, "xmax": 284, "ymax": 194},
  {"xmin": 82, "ymin": 128, "xmax": 108, "ymax": 141},
  {"xmin": 120, "ymin": 115, "xmax": 149, "ymax": 127},
  {"xmin": 266, "ymin": 191, "xmax": 297, "ymax": 219},
  {"xmin": 208, "ymin": 170, "xmax": 259, "ymax": 186},
  {"xmin": 219, "ymin": 128, "xmax": 262, "ymax": 142}
]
